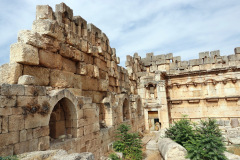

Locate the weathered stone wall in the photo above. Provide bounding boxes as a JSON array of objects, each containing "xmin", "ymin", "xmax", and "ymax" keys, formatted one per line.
[
  {"xmin": 0, "ymin": 3, "xmax": 144, "ymax": 159},
  {"xmin": 125, "ymin": 47, "xmax": 240, "ymax": 136}
]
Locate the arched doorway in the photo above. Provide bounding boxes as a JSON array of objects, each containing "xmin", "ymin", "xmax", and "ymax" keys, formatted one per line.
[
  {"xmin": 49, "ymin": 98, "xmax": 77, "ymax": 141},
  {"xmin": 123, "ymin": 98, "xmax": 130, "ymax": 121}
]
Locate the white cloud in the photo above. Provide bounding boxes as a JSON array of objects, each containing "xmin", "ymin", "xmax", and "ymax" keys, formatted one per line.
[{"xmin": 0, "ymin": 0, "xmax": 240, "ymax": 66}]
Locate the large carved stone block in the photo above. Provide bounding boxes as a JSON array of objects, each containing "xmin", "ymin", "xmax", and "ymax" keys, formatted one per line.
[
  {"xmin": 10, "ymin": 43, "xmax": 39, "ymax": 65},
  {"xmin": 39, "ymin": 50, "xmax": 62, "ymax": 69},
  {"xmin": 32, "ymin": 19, "xmax": 64, "ymax": 42},
  {"xmin": 0, "ymin": 63, "xmax": 23, "ymax": 84},
  {"xmin": 50, "ymin": 69, "xmax": 74, "ymax": 88},
  {"xmin": 36, "ymin": 5, "xmax": 54, "ymax": 20},
  {"xmin": 23, "ymin": 65, "xmax": 50, "ymax": 86}
]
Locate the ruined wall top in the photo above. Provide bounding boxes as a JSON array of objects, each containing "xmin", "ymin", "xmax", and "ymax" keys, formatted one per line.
[{"xmin": 126, "ymin": 47, "xmax": 240, "ymax": 76}]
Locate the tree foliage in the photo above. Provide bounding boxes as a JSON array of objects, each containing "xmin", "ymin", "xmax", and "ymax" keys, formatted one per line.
[
  {"xmin": 113, "ymin": 124, "xmax": 143, "ymax": 160},
  {"xmin": 166, "ymin": 118, "xmax": 227, "ymax": 160},
  {"xmin": 165, "ymin": 118, "xmax": 194, "ymax": 146}
]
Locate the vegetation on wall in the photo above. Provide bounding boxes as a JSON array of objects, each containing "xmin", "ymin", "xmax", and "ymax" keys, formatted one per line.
[
  {"xmin": 112, "ymin": 124, "xmax": 143, "ymax": 160},
  {"xmin": 166, "ymin": 118, "xmax": 227, "ymax": 160},
  {"xmin": 0, "ymin": 156, "xmax": 18, "ymax": 160}
]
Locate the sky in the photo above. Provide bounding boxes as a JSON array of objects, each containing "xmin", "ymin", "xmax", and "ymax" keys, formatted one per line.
[{"xmin": 0, "ymin": 0, "xmax": 240, "ymax": 67}]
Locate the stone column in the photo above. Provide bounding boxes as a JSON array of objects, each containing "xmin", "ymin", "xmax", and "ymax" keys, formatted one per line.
[{"xmin": 158, "ymin": 80, "xmax": 169, "ymax": 128}]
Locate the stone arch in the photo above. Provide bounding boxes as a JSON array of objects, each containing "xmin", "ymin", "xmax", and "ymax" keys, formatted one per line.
[
  {"xmin": 49, "ymin": 98, "xmax": 75, "ymax": 139},
  {"xmin": 48, "ymin": 89, "xmax": 79, "ymax": 142}
]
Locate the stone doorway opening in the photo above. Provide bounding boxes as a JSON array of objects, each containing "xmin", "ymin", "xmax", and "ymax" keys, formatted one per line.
[
  {"xmin": 148, "ymin": 111, "xmax": 160, "ymax": 131},
  {"xmin": 49, "ymin": 98, "xmax": 77, "ymax": 143}
]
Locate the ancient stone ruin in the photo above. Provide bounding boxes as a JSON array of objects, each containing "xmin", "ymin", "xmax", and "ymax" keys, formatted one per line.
[{"xmin": 0, "ymin": 2, "xmax": 240, "ymax": 159}]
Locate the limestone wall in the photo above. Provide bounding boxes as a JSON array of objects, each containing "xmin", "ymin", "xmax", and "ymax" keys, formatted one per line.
[
  {"xmin": 125, "ymin": 45, "xmax": 240, "ymax": 132},
  {"xmin": 0, "ymin": 3, "xmax": 144, "ymax": 159}
]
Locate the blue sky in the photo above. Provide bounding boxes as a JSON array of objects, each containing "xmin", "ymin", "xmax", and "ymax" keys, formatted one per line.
[{"xmin": 0, "ymin": 0, "xmax": 240, "ymax": 66}]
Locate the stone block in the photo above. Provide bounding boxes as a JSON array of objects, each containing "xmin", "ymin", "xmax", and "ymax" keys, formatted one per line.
[
  {"xmin": 2, "ymin": 117, "xmax": 8, "ymax": 133},
  {"xmin": 156, "ymin": 59, "xmax": 166, "ymax": 65},
  {"xmin": 77, "ymin": 127, "xmax": 84, "ymax": 137},
  {"xmin": 93, "ymin": 65, "xmax": 99, "ymax": 78},
  {"xmin": 231, "ymin": 118, "xmax": 239, "ymax": 128},
  {"xmin": 29, "ymin": 138, "xmax": 38, "ymax": 152},
  {"xmin": 18, "ymin": 30, "xmax": 43, "ymax": 49},
  {"xmin": 99, "ymin": 79, "xmax": 109, "ymax": 91},
  {"xmin": 235, "ymin": 47, "xmax": 240, "ymax": 54},
  {"xmin": 17, "ymin": 96, "xmax": 36, "ymax": 107},
  {"xmin": 27, "ymin": 129, "xmax": 33, "ymax": 140},
  {"xmin": 32, "ymin": 19, "xmax": 64, "ymax": 42},
  {"xmin": 81, "ymin": 76, "xmax": 99, "ymax": 91},
  {"xmin": 50, "ymin": 69, "xmax": 74, "ymax": 88},
  {"xmin": 62, "ymin": 57, "xmax": 76, "ymax": 73},
  {"xmin": 10, "ymin": 43, "xmax": 39, "ymax": 65},
  {"xmin": 24, "ymin": 86, "xmax": 46, "ymax": 96},
  {"xmin": 24, "ymin": 114, "xmax": 48, "ymax": 129},
  {"xmin": 172, "ymin": 56, "xmax": 181, "ymax": 63},
  {"xmin": 224, "ymin": 120, "xmax": 231, "ymax": 126},
  {"xmin": 55, "ymin": 3, "xmax": 73, "ymax": 20},
  {"xmin": 165, "ymin": 53, "xmax": 173, "ymax": 60},
  {"xmin": 77, "ymin": 62, "xmax": 87, "ymax": 75},
  {"xmin": 0, "ymin": 96, "xmax": 16, "ymax": 108},
  {"xmin": 38, "ymin": 136, "xmax": 50, "ymax": 150},
  {"xmin": 0, "ymin": 107, "xmax": 12, "ymax": 116},
  {"xmin": 1, "ymin": 84, "xmax": 25, "ymax": 96},
  {"xmin": 18, "ymin": 75, "xmax": 36, "ymax": 85},
  {"xmin": 33, "ymin": 126, "xmax": 49, "ymax": 138},
  {"xmin": 0, "ymin": 117, "xmax": 1, "ymax": 133},
  {"xmin": 210, "ymin": 50, "xmax": 220, "ymax": 58},
  {"xmin": 199, "ymin": 51, "xmax": 209, "ymax": 59},
  {"xmin": 73, "ymin": 49, "xmax": 84, "ymax": 62},
  {"xmin": 73, "ymin": 74, "xmax": 82, "ymax": 89},
  {"xmin": 79, "ymin": 39, "xmax": 88, "ymax": 52},
  {"xmin": 36, "ymin": 5, "xmax": 54, "ymax": 20},
  {"xmin": 23, "ymin": 65, "xmax": 50, "ymax": 86},
  {"xmin": 59, "ymin": 43, "xmax": 74, "ymax": 59},
  {"xmin": 9, "ymin": 115, "xmax": 24, "ymax": 132},
  {"xmin": 0, "ymin": 63, "xmax": 23, "ymax": 84},
  {"xmin": 0, "ymin": 131, "xmax": 19, "ymax": 146},
  {"xmin": 20, "ymin": 130, "xmax": 27, "ymax": 142},
  {"xmin": 0, "ymin": 145, "xmax": 13, "ymax": 157},
  {"xmin": 189, "ymin": 59, "xmax": 200, "ymax": 66},
  {"xmin": 14, "ymin": 141, "xmax": 29, "ymax": 155},
  {"xmin": 39, "ymin": 50, "xmax": 62, "ymax": 69}
]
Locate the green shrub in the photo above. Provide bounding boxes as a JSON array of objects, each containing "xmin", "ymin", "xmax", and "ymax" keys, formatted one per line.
[
  {"xmin": 109, "ymin": 153, "xmax": 121, "ymax": 160},
  {"xmin": 165, "ymin": 118, "xmax": 194, "ymax": 146},
  {"xmin": 166, "ymin": 118, "xmax": 227, "ymax": 160},
  {"xmin": 184, "ymin": 119, "xmax": 227, "ymax": 160},
  {"xmin": 0, "ymin": 156, "xmax": 18, "ymax": 160},
  {"xmin": 113, "ymin": 124, "xmax": 143, "ymax": 160}
]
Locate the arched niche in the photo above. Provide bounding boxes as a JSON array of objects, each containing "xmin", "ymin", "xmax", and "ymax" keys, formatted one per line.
[
  {"xmin": 48, "ymin": 89, "xmax": 79, "ymax": 144},
  {"xmin": 49, "ymin": 98, "xmax": 76, "ymax": 139},
  {"xmin": 123, "ymin": 98, "xmax": 130, "ymax": 121},
  {"xmin": 145, "ymin": 83, "xmax": 157, "ymax": 99}
]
